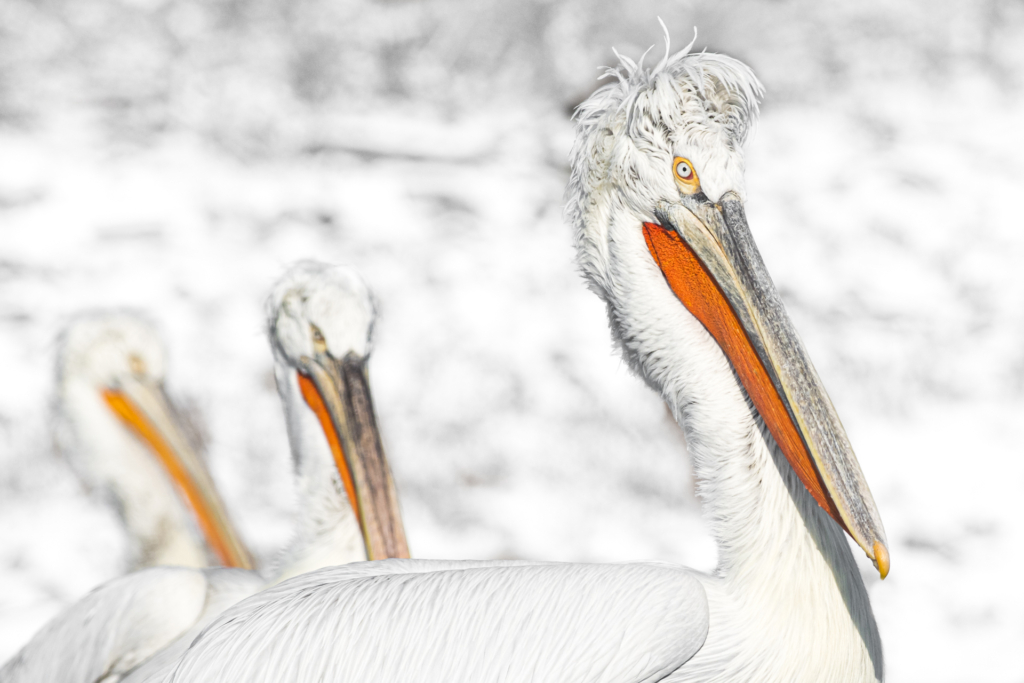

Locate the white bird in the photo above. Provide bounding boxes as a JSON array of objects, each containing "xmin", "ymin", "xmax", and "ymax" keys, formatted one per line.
[
  {"xmin": 154, "ymin": 31, "xmax": 889, "ymax": 683},
  {"xmin": 54, "ymin": 312, "xmax": 253, "ymax": 570},
  {"xmin": 2, "ymin": 263, "xmax": 409, "ymax": 683}
]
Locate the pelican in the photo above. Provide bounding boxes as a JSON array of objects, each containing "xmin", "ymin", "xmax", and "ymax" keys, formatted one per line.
[
  {"xmin": 261, "ymin": 260, "xmax": 409, "ymax": 580},
  {"xmin": 54, "ymin": 312, "xmax": 253, "ymax": 570},
  {"xmin": 2, "ymin": 263, "xmax": 409, "ymax": 683},
  {"xmin": 155, "ymin": 31, "xmax": 888, "ymax": 683}
]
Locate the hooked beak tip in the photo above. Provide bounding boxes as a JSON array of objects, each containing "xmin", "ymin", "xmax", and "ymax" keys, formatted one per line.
[{"xmin": 873, "ymin": 541, "xmax": 890, "ymax": 580}]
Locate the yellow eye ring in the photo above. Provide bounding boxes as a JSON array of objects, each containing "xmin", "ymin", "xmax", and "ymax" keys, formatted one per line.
[{"xmin": 672, "ymin": 156, "xmax": 700, "ymax": 194}]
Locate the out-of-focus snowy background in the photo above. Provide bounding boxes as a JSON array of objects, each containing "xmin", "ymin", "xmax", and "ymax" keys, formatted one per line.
[{"xmin": 1, "ymin": 0, "xmax": 1022, "ymax": 679}]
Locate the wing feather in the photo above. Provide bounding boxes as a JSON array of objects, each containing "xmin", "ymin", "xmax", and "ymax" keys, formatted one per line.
[
  {"xmin": 120, "ymin": 568, "xmax": 264, "ymax": 683},
  {"xmin": 0, "ymin": 567, "xmax": 209, "ymax": 683},
  {"xmin": 168, "ymin": 560, "xmax": 709, "ymax": 683}
]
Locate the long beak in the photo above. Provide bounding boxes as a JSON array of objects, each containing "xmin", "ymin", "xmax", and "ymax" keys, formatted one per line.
[
  {"xmin": 645, "ymin": 192, "xmax": 889, "ymax": 578},
  {"xmin": 102, "ymin": 380, "xmax": 255, "ymax": 570},
  {"xmin": 296, "ymin": 351, "xmax": 409, "ymax": 560}
]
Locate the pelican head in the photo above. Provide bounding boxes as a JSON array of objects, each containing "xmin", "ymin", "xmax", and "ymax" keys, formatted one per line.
[
  {"xmin": 267, "ymin": 261, "xmax": 408, "ymax": 562},
  {"xmin": 566, "ymin": 32, "xmax": 889, "ymax": 577},
  {"xmin": 56, "ymin": 312, "xmax": 253, "ymax": 569}
]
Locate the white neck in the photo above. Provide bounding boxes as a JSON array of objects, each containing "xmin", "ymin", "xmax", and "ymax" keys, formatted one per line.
[
  {"xmin": 599, "ymin": 204, "xmax": 882, "ymax": 681},
  {"xmin": 59, "ymin": 382, "xmax": 208, "ymax": 569},
  {"xmin": 270, "ymin": 366, "xmax": 366, "ymax": 583}
]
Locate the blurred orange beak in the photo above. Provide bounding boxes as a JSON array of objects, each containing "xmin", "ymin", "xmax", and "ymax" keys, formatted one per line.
[{"xmin": 102, "ymin": 381, "xmax": 254, "ymax": 570}]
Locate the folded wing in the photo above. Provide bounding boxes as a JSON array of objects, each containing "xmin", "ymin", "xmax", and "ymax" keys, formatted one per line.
[{"xmin": 168, "ymin": 559, "xmax": 709, "ymax": 683}]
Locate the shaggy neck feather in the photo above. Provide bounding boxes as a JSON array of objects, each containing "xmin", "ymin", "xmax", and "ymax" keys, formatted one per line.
[{"xmin": 270, "ymin": 369, "xmax": 365, "ymax": 583}]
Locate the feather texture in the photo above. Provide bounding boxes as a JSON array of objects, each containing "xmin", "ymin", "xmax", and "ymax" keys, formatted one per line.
[
  {"xmin": 0, "ymin": 567, "xmax": 260, "ymax": 683},
  {"xmin": 167, "ymin": 560, "xmax": 709, "ymax": 683}
]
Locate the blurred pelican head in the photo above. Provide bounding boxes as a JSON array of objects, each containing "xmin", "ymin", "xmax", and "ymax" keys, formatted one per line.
[{"xmin": 267, "ymin": 260, "xmax": 377, "ymax": 368}]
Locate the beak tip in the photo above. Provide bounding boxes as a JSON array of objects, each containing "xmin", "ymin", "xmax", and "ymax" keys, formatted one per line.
[{"xmin": 872, "ymin": 540, "xmax": 890, "ymax": 580}]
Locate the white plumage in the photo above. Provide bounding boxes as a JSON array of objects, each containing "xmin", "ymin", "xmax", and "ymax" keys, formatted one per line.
[
  {"xmin": 169, "ymin": 560, "xmax": 708, "ymax": 682},
  {"xmin": 1, "ymin": 263, "xmax": 406, "ymax": 683},
  {"xmin": 0, "ymin": 567, "xmax": 263, "ymax": 683},
  {"xmin": 152, "ymin": 30, "xmax": 889, "ymax": 683}
]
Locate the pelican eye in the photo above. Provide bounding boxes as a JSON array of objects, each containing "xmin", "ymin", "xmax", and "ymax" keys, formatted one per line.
[
  {"xmin": 128, "ymin": 354, "xmax": 147, "ymax": 377},
  {"xmin": 672, "ymin": 157, "xmax": 700, "ymax": 194},
  {"xmin": 310, "ymin": 324, "xmax": 328, "ymax": 353}
]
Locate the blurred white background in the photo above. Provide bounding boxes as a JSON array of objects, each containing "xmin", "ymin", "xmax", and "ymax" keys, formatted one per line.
[{"xmin": 1, "ymin": 0, "xmax": 1023, "ymax": 680}]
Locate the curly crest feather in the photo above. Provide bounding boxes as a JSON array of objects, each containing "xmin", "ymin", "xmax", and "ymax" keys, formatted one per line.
[{"xmin": 565, "ymin": 27, "xmax": 763, "ymax": 304}]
